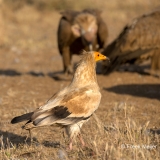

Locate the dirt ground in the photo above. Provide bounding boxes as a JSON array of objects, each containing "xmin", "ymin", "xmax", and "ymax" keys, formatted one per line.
[{"xmin": 0, "ymin": 1, "xmax": 160, "ymax": 159}]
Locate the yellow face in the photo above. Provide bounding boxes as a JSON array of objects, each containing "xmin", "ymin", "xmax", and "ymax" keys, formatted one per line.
[{"xmin": 94, "ymin": 52, "xmax": 109, "ymax": 62}]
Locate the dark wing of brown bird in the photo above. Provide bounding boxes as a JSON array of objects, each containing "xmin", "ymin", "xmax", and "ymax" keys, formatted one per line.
[
  {"xmin": 57, "ymin": 10, "xmax": 80, "ymax": 54},
  {"xmin": 102, "ymin": 8, "xmax": 160, "ymax": 74}
]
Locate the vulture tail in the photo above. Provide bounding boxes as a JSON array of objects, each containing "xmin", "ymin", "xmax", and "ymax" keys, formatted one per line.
[{"xmin": 11, "ymin": 112, "xmax": 34, "ymax": 124}]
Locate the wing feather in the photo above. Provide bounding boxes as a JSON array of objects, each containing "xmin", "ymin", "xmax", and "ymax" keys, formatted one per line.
[
  {"xmin": 102, "ymin": 8, "xmax": 160, "ymax": 73},
  {"xmin": 27, "ymin": 87, "xmax": 101, "ymax": 127}
]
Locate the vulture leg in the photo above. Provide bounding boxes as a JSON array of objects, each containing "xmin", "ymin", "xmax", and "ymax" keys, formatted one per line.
[
  {"xmin": 78, "ymin": 133, "xmax": 85, "ymax": 147},
  {"xmin": 62, "ymin": 47, "xmax": 73, "ymax": 75},
  {"xmin": 24, "ymin": 129, "xmax": 32, "ymax": 145},
  {"xmin": 28, "ymin": 129, "xmax": 33, "ymax": 144},
  {"xmin": 68, "ymin": 139, "xmax": 73, "ymax": 150}
]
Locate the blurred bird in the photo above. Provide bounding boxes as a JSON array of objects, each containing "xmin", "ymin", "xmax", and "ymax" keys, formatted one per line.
[
  {"xmin": 11, "ymin": 51, "xmax": 108, "ymax": 150},
  {"xmin": 102, "ymin": 7, "xmax": 160, "ymax": 74},
  {"xmin": 57, "ymin": 9, "xmax": 108, "ymax": 74}
]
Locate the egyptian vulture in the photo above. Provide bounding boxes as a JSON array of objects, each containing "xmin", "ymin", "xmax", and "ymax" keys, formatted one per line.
[{"xmin": 11, "ymin": 51, "xmax": 108, "ymax": 150}]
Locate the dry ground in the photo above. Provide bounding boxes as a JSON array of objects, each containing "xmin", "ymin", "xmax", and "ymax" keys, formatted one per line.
[{"xmin": 0, "ymin": 0, "xmax": 160, "ymax": 159}]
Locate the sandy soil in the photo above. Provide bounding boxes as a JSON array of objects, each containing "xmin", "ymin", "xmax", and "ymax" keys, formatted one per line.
[{"xmin": 0, "ymin": 1, "xmax": 160, "ymax": 159}]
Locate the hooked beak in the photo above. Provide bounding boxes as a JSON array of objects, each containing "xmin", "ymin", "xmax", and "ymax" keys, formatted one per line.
[{"xmin": 94, "ymin": 52, "xmax": 110, "ymax": 62}]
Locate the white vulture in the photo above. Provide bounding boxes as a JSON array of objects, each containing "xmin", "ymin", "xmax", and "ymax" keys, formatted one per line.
[
  {"xmin": 102, "ymin": 7, "xmax": 160, "ymax": 74},
  {"xmin": 11, "ymin": 51, "xmax": 108, "ymax": 150}
]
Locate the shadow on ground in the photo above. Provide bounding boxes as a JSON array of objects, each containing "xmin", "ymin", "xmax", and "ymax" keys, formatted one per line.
[
  {"xmin": 0, "ymin": 69, "xmax": 21, "ymax": 76},
  {"xmin": 0, "ymin": 69, "xmax": 72, "ymax": 81},
  {"xmin": 102, "ymin": 63, "xmax": 160, "ymax": 78},
  {"xmin": 149, "ymin": 129, "xmax": 160, "ymax": 135},
  {"xmin": 42, "ymin": 140, "xmax": 60, "ymax": 148},
  {"xmin": 0, "ymin": 130, "xmax": 37, "ymax": 149},
  {"xmin": 0, "ymin": 130, "xmax": 63, "ymax": 149},
  {"xmin": 104, "ymin": 84, "xmax": 160, "ymax": 100}
]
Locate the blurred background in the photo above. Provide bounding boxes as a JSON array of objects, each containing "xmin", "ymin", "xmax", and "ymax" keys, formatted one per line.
[
  {"xmin": 0, "ymin": 1, "xmax": 160, "ymax": 159},
  {"xmin": 0, "ymin": 0, "xmax": 160, "ymax": 74}
]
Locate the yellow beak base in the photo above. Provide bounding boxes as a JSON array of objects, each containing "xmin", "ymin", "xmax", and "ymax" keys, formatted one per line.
[{"xmin": 94, "ymin": 52, "xmax": 109, "ymax": 62}]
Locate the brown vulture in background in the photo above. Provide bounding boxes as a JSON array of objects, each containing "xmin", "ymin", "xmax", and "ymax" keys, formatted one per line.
[
  {"xmin": 57, "ymin": 9, "xmax": 108, "ymax": 74},
  {"xmin": 102, "ymin": 8, "xmax": 160, "ymax": 74}
]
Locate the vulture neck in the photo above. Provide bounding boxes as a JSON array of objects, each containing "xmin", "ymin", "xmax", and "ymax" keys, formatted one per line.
[{"xmin": 71, "ymin": 54, "xmax": 98, "ymax": 88}]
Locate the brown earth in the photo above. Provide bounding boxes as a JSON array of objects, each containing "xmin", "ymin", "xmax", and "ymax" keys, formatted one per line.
[{"xmin": 0, "ymin": 1, "xmax": 160, "ymax": 159}]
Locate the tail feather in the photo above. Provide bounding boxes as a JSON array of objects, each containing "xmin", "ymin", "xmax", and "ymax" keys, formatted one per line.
[{"xmin": 11, "ymin": 112, "xmax": 34, "ymax": 124}]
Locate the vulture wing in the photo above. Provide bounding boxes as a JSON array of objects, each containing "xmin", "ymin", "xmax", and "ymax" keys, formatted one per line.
[{"xmin": 102, "ymin": 8, "xmax": 160, "ymax": 74}]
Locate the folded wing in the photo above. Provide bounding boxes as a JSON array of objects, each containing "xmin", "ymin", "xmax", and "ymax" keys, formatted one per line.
[{"xmin": 25, "ymin": 86, "xmax": 101, "ymax": 128}]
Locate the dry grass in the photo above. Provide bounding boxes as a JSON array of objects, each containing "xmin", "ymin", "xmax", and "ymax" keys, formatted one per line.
[
  {"xmin": 0, "ymin": 0, "xmax": 160, "ymax": 159},
  {"xmin": 0, "ymin": 109, "xmax": 160, "ymax": 159}
]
